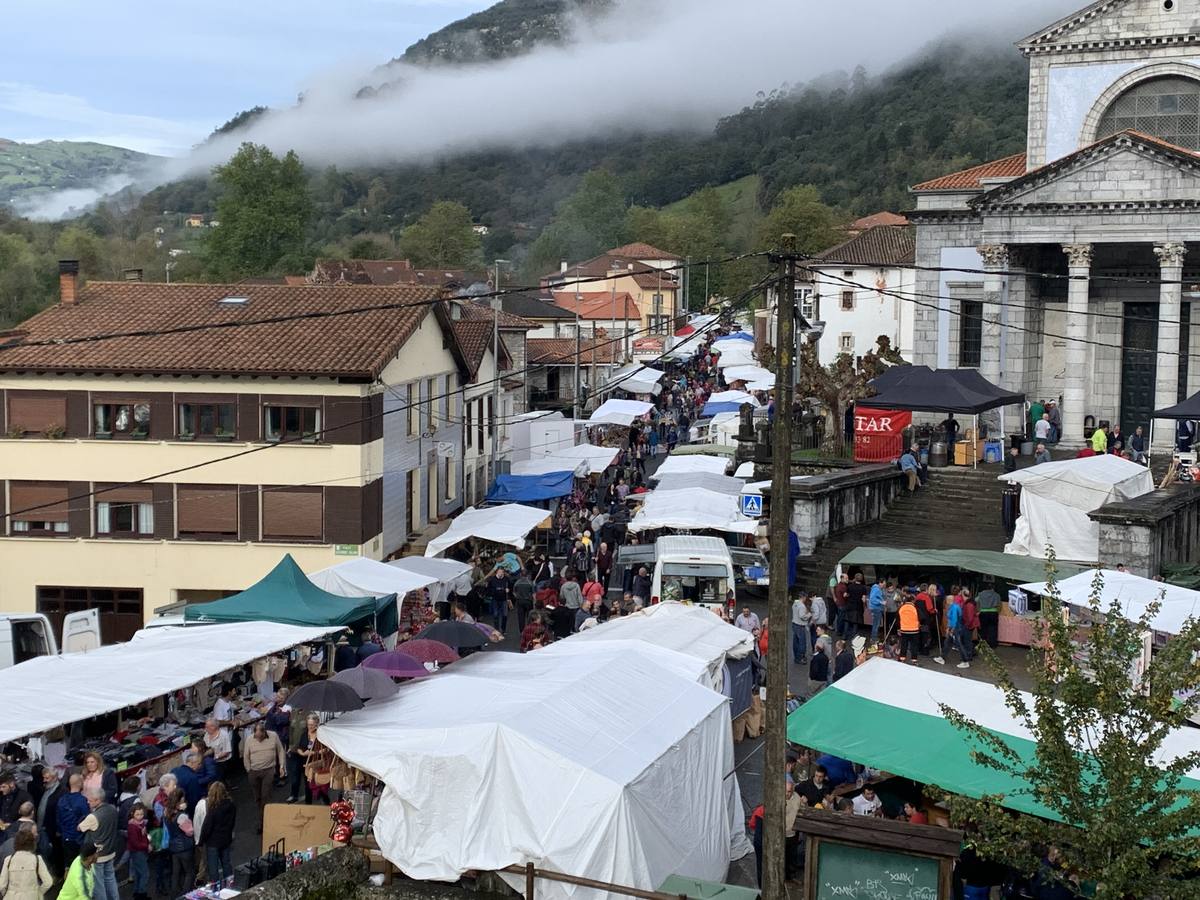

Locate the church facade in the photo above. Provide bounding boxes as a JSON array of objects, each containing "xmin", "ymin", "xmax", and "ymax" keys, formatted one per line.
[{"xmin": 910, "ymin": 0, "xmax": 1200, "ymax": 447}]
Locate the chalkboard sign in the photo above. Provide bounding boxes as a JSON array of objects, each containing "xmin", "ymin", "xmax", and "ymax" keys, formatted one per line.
[{"xmin": 814, "ymin": 840, "xmax": 941, "ymax": 900}]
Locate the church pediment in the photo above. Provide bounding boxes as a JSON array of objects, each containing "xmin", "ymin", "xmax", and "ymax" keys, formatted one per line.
[
  {"xmin": 1020, "ymin": 0, "xmax": 1200, "ymax": 53},
  {"xmin": 972, "ymin": 132, "xmax": 1200, "ymax": 210}
]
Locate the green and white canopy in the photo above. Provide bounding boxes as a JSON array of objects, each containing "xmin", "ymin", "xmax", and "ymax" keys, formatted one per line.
[{"xmin": 787, "ymin": 658, "xmax": 1200, "ymax": 822}]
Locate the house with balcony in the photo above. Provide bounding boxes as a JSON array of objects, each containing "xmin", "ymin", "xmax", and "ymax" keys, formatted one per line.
[{"xmin": 0, "ymin": 263, "xmax": 471, "ymax": 639}]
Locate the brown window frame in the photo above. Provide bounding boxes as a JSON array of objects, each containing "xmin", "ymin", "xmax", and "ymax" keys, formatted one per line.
[
  {"xmin": 7, "ymin": 394, "xmax": 67, "ymax": 438},
  {"xmin": 94, "ymin": 486, "xmax": 155, "ymax": 538},
  {"xmin": 264, "ymin": 405, "xmax": 320, "ymax": 443},
  {"xmin": 177, "ymin": 401, "xmax": 237, "ymax": 440},
  {"xmin": 92, "ymin": 401, "xmax": 151, "ymax": 439},
  {"xmin": 9, "ymin": 482, "xmax": 71, "ymax": 536},
  {"xmin": 176, "ymin": 485, "xmax": 239, "ymax": 541},
  {"xmin": 37, "ymin": 586, "xmax": 144, "ymax": 645},
  {"xmin": 261, "ymin": 487, "xmax": 323, "ymax": 543}
]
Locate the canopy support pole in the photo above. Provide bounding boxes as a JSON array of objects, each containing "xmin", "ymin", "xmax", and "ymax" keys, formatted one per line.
[
  {"xmin": 1149, "ymin": 419, "xmax": 1155, "ymax": 467},
  {"xmin": 973, "ymin": 415, "xmax": 978, "ymax": 470}
]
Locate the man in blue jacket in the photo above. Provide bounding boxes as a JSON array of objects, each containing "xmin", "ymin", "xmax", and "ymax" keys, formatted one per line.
[
  {"xmin": 170, "ymin": 752, "xmax": 204, "ymax": 811},
  {"xmin": 868, "ymin": 576, "xmax": 887, "ymax": 646}
]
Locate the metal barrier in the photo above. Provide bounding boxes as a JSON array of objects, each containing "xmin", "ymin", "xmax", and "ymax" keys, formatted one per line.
[{"xmin": 501, "ymin": 863, "xmax": 689, "ymax": 900}]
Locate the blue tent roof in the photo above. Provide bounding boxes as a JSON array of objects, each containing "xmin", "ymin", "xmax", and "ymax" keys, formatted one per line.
[
  {"xmin": 714, "ymin": 332, "xmax": 754, "ymax": 343},
  {"xmin": 702, "ymin": 401, "xmax": 749, "ymax": 417},
  {"xmin": 486, "ymin": 471, "xmax": 576, "ymax": 503}
]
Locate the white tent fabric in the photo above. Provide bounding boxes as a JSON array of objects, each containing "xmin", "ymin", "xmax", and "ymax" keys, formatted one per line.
[
  {"xmin": 628, "ymin": 488, "xmax": 757, "ymax": 535},
  {"xmin": 746, "ymin": 379, "xmax": 775, "ymax": 392},
  {"xmin": 734, "ymin": 461, "xmax": 756, "ymax": 479},
  {"xmin": 317, "ymin": 646, "xmax": 749, "ymax": 900},
  {"xmin": 1001, "ymin": 456, "xmax": 1154, "ymax": 560},
  {"xmin": 711, "ymin": 342, "xmax": 757, "ymax": 368},
  {"xmin": 589, "ymin": 399, "xmax": 653, "ymax": 426},
  {"xmin": 654, "ymin": 472, "xmax": 747, "ymax": 496},
  {"xmin": 602, "ymin": 365, "xmax": 665, "ymax": 396},
  {"xmin": 0, "ymin": 622, "xmax": 340, "ymax": 743},
  {"xmin": 722, "ymin": 366, "xmax": 774, "ymax": 386},
  {"xmin": 550, "ymin": 442, "xmax": 621, "ymax": 473},
  {"xmin": 388, "ymin": 557, "xmax": 472, "ymax": 607},
  {"xmin": 544, "ymin": 602, "xmax": 754, "ymax": 692},
  {"xmin": 652, "ymin": 455, "xmax": 732, "ymax": 478},
  {"xmin": 425, "ymin": 504, "xmax": 550, "ymax": 557},
  {"xmin": 510, "ymin": 457, "xmax": 590, "ymax": 477},
  {"xmin": 705, "ymin": 390, "xmax": 761, "ymax": 409},
  {"xmin": 309, "ymin": 558, "xmax": 435, "ymax": 599},
  {"xmin": 1021, "ymin": 569, "xmax": 1200, "ymax": 636}
]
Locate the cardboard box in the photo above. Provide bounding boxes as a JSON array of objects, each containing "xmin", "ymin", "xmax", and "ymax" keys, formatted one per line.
[{"xmin": 261, "ymin": 803, "xmax": 329, "ymax": 855}]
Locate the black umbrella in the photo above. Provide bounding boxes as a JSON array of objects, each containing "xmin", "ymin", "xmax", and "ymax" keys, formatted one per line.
[
  {"xmin": 416, "ymin": 620, "xmax": 489, "ymax": 650},
  {"xmin": 288, "ymin": 679, "xmax": 365, "ymax": 713},
  {"xmin": 331, "ymin": 666, "xmax": 399, "ymax": 700}
]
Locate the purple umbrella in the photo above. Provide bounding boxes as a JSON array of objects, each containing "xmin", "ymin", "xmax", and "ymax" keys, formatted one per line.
[{"xmin": 361, "ymin": 650, "xmax": 434, "ymax": 679}]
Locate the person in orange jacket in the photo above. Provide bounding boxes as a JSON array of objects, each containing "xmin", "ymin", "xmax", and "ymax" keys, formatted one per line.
[{"xmin": 898, "ymin": 596, "xmax": 920, "ymax": 663}]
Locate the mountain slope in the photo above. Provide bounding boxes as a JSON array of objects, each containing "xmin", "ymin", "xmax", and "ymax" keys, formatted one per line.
[{"xmin": 0, "ymin": 139, "xmax": 156, "ymax": 209}]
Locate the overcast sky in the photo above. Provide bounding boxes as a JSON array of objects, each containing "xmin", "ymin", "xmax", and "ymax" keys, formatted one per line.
[{"xmin": 0, "ymin": 0, "xmax": 488, "ymax": 155}]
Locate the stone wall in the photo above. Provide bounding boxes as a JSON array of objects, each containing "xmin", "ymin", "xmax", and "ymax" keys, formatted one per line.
[
  {"xmin": 787, "ymin": 464, "xmax": 903, "ymax": 555},
  {"xmin": 1091, "ymin": 484, "xmax": 1200, "ymax": 578}
]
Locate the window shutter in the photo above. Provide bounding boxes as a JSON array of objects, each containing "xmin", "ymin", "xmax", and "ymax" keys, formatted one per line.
[
  {"xmin": 9, "ymin": 482, "xmax": 69, "ymax": 522},
  {"xmin": 95, "ymin": 484, "xmax": 154, "ymax": 505},
  {"xmin": 177, "ymin": 486, "xmax": 238, "ymax": 534},
  {"xmin": 8, "ymin": 395, "xmax": 67, "ymax": 434},
  {"xmin": 262, "ymin": 488, "xmax": 323, "ymax": 540}
]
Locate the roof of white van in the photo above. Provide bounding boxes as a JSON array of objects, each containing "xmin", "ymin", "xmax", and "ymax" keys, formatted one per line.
[{"xmin": 654, "ymin": 535, "xmax": 731, "ymax": 556}]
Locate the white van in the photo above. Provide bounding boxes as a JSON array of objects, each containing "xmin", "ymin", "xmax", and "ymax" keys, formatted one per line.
[
  {"xmin": 651, "ymin": 536, "xmax": 737, "ymax": 607},
  {"xmin": 0, "ymin": 610, "xmax": 101, "ymax": 670}
]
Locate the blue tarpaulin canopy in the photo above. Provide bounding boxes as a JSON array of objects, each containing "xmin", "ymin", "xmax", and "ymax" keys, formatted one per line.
[
  {"xmin": 485, "ymin": 471, "xmax": 576, "ymax": 503},
  {"xmin": 185, "ymin": 554, "xmax": 398, "ymax": 633},
  {"xmin": 713, "ymin": 332, "xmax": 754, "ymax": 343}
]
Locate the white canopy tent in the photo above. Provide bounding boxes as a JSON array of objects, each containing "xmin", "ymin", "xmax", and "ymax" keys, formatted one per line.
[
  {"xmin": 317, "ymin": 646, "xmax": 750, "ymax": 900},
  {"xmin": 654, "ymin": 472, "xmax": 747, "ymax": 496},
  {"xmin": 1021, "ymin": 568, "xmax": 1200, "ymax": 636},
  {"xmin": 549, "ymin": 442, "xmax": 621, "ymax": 473},
  {"xmin": 388, "ymin": 557, "xmax": 473, "ymax": 607},
  {"xmin": 601, "ymin": 365, "xmax": 665, "ymax": 396},
  {"xmin": 711, "ymin": 342, "xmax": 757, "ymax": 369},
  {"xmin": 1001, "ymin": 456, "xmax": 1154, "ymax": 560},
  {"xmin": 425, "ymin": 504, "xmax": 550, "ymax": 557},
  {"xmin": 734, "ymin": 461, "xmax": 756, "ymax": 479},
  {"xmin": 588, "ymin": 399, "xmax": 653, "ymax": 426},
  {"xmin": 652, "ymin": 454, "xmax": 732, "ymax": 478},
  {"xmin": 510, "ymin": 457, "xmax": 590, "ymax": 477},
  {"xmin": 543, "ymin": 602, "xmax": 753, "ymax": 693},
  {"xmin": 0, "ymin": 622, "xmax": 341, "ymax": 744},
  {"xmin": 628, "ymin": 488, "xmax": 757, "ymax": 535},
  {"xmin": 309, "ymin": 558, "xmax": 436, "ymax": 599},
  {"xmin": 721, "ymin": 366, "xmax": 774, "ymax": 388}
]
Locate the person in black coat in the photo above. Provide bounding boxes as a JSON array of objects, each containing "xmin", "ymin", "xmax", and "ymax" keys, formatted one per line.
[
  {"xmin": 197, "ymin": 782, "xmax": 237, "ymax": 886},
  {"xmin": 832, "ymin": 641, "xmax": 856, "ymax": 682},
  {"xmin": 808, "ymin": 644, "xmax": 830, "ymax": 686},
  {"xmin": 35, "ymin": 768, "xmax": 67, "ymax": 875},
  {"xmin": 0, "ymin": 771, "xmax": 32, "ymax": 828}
]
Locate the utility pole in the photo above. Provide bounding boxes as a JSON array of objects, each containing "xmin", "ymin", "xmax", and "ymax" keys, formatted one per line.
[
  {"xmin": 491, "ymin": 259, "xmax": 509, "ymax": 482},
  {"xmin": 574, "ymin": 284, "xmax": 583, "ymax": 421},
  {"xmin": 762, "ymin": 234, "xmax": 797, "ymax": 900}
]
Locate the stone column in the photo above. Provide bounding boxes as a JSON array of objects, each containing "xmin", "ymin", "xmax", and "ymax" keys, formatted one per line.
[
  {"xmin": 977, "ymin": 244, "xmax": 1008, "ymax": 436},
  {"xmin": 1154, "ymin": 241, "xmax": 1187, "ymax": 450},
  {"xmin": 1061, "ymin": 243, "xmax": 1093, "ymax": 448}
]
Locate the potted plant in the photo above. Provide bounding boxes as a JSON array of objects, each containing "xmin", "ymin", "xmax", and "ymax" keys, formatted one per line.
[
  {"xmin": 177, "ymin": 429, "xmax": 195, "ymax": 442},
  {"xmin": 94, "ymin": 428, "xmax": 113, "ymax": 439},
  {"xmin": 131, "ymin": 427, "xmax": 149, "ymax": 440},
  {"xmin": 214, "ymin": 426, "xmax": 234, "ymax": 442},
  {"xmin": 42, "ymin": 424, "xmax": 66, "ymax": 440},
  {"xmin": 6, "ymin": 424, "xmax": 24, "ymax": 440}
]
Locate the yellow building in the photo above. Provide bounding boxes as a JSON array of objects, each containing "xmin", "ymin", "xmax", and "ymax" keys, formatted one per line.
[
  {"xmin": 0, "ymin": 262, "xmax": 472, "ymax": 641},
  {"xmin": 543, "ymin": 244, "xmax": 682, "ymax": 335}
]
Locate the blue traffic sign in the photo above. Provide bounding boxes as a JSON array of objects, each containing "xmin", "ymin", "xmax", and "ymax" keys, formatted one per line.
[{"xmin": 740, "ymin": 493, "xmax": 763, "ymax": 517}]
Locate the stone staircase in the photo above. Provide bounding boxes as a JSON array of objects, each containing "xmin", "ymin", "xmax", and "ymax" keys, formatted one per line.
[{"xmin": 793, "ymin": 465, "xmax": 1014, "ymax": 595}]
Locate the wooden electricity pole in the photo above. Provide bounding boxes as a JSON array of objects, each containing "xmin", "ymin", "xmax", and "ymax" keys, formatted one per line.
[{"xmin": 762, "ymin": 234, "xmax": 797, "ymax": 900}]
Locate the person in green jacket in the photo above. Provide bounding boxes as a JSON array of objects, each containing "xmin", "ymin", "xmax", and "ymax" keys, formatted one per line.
[
  {"xmin": 58, "ymin": 837, "xmax": 96, "ymax": 900},
  {"xmin": 1028, "ymin": 399, "xmax": 1044, "ymax": 438},
  {"xmin": 1091, "ymin": 424, "xmax": 1109, "ymax": 454}
]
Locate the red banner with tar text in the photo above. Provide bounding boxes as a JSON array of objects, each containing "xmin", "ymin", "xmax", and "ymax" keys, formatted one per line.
[{"xmin": 854, "ymin": 406, "xmax": 912, "ymax": 462}]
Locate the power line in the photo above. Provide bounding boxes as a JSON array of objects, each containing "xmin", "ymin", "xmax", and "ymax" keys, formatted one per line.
[
  {"xmin": 4, "ymin": 273, "xmax": 777, "ymax": 522},
  {"xmin": 0, "ymin": 251, "xmax": 767, "ymax": 355}
]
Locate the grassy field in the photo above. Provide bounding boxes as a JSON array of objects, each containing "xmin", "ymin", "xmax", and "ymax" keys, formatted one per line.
[
  {"xmin": 0, "ymin": 139, "xmax": 155, "ymax": 208},
  {"xmin": 664, "ymin": 173, "xmax": 763, "ymax": 251}
]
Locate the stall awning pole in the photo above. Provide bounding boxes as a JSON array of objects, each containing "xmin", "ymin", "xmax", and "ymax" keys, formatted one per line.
[{"xmin": 973, "ymin": 414, "xmax": 978, "ymax": 470}]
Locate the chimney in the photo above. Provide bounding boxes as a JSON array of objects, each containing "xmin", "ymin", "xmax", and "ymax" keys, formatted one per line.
[
  {"xmin": 122, "ymin": 267, "xmax": 144, "ymax": 282},
  {"xmin": 58, "ymin": 260, "xmax": 80, "ymax": 305},
  {"xmin": 560, "ymin": 261, "xmax": 569, "ymax": 274}
]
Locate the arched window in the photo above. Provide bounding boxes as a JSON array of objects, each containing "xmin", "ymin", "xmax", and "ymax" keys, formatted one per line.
[{"xmin": 1096, "ymin": 76, "xmax": 1200, "ymax": 148}]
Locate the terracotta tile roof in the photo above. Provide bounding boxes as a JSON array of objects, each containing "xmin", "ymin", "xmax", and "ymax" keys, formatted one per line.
[
  {"xmin": 456, "ymin": 300, "xmax": 538, "ymax": 330},
  {"xmin": 451, "ymin": 320, "xmax": 501, "ymax": 378},
  {"xmin": 528, "ymin": 337, "xmax": 621, "ymax": 366},
  {"xmin": 547, "ymin": 254, "xmax": 679, "ymax": 290},
  {"xmin": 550, "ymin": 291, "xmax": 642, "ymax": 321},
  {"xmin": 606, "ymin": 242, "xmax": 683, "ymax": 261},
  {"xmin": 283, "ymin": 275, "xmax": 308, "ymax": 286},
  {"xmin": 0, "ymin": 281, "xmax": 444, "ymax": 379},
  {"xmin": 357, "ymin": 259, "xmax": 413, "ymax": 285},
  {"xmin": 848, "ymin": 211, "xmax": 908, "ymax": 231},
  {"xmin": 815, "ymin": 225, "xmax": 915, "ymax": 267},
  {"xmin": 310, "ymin": 258, "xmax": 372, "ymax": 284},
  {"xmin": 911, "ymin": 153, "xmax": 1028, "ymax": 192}
]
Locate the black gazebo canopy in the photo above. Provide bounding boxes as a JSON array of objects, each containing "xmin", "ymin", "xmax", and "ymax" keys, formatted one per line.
[{"xmin": 865, "ymin": 366, "xmax": 1025, "ymax": 415}]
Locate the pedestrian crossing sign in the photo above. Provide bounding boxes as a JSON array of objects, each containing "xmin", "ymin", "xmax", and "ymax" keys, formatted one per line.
[{"xmin": 740, "ymin": 493, "xmax": 763, "ymax": 517}]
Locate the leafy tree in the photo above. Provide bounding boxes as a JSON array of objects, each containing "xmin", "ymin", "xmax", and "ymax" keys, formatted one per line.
[
  {"xmin": 526, "ymin": 169, "xmax": 628, "ymax": 276},
  {"xmin": 396, "ymin": 200, "xmax": 481, "ymax": 267},
  {"xmin": 203, "ymin": 143, "xmax": 312, "ymax": 280},
  {"xmin": 0, "ymin": 233, "xmax": 46, "ymax": 326},
  {"xmin": 55, "ymin": 226, "xmax": 106, "ymax": 278},
  {"xmin": 941, "ymin": 564, "xmax": 1200, "ymax": 898},
  {"xmin": 347, "ymin": 237, "xmax": 393, "ymax": 259},
  {"xmin": 756, "ymin": 185, "xmax": 842, "ymax": 255}
]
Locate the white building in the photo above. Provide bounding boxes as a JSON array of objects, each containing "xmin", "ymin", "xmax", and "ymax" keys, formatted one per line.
[{"xmin": 808, "ymin": 225, "xmax": 916, "ymax": 365}]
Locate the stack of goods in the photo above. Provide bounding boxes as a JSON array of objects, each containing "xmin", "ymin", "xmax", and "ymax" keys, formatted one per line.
[{"xmin": 76, "ymin": 722, "xmax": 194, "ymax": 773}]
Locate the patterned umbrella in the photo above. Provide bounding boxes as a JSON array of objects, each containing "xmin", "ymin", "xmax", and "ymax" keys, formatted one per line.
[
  {"xmin": 395, "ymin": 639, "xmax": 459, "ymax": 665},
  {"xmin": 331, "ymin": 666, "xmax": 399, "ymax": 700},
  {"xmin": 361, "ymin": 650, "xmax": 433, "ymax": 679}
]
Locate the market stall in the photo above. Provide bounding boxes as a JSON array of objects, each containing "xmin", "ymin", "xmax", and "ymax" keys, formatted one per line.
[
  {"xmin": 1020, "ymin": 568, "xmax": 1200, "ymax": 640},
  {"xmin": 424, "ymin": 504, "xmax": 551, "ymax": 557},
  {"xmin": 652, "ymin": 454, "xmax": 732, "ymax": 478},
  {"xmin": 386, "ymin": 557, "xmax": 473, "ymax": 609},
  {"xmin": 787, "ymin": 658, "xmax": 1200, "ymax": 822},
  {"xmin": 588, "ymin": 398, "xmax": 654, "ymax": 426},
  {"xmin": 509, "ymin": 456, "xmax": 590, "ymax": 477},
  {"xmin": 701, "ymin": 391, "xmax": 761, "ymax": 417},
  {"xmin": 317, "ymin": 645, "xmax": 751, "ymax": 900},
  {"xmin": 653, "ymin": 472, "xmax": 747, "ymax": 496},
  {"xmin": 721, "ymin": 365, "xmax": 774, "ymax": 388},
  {"xmin": 308, "ymin": 558, "xmax": 436, "ymax": 600},
  {"xmin": 485, "ymin": 471, "xmax": 577, "ymax": 503},
  {"xmin": 1001, "ymin": 455, "xmax": 1153, "ymax": 560},
  {"xmin": 627, "ymin": 488, "xmax": 757, "ymax": 535},
  {"xmin": 185, "ymin": 555, "xmax": 398, "ymax": 636},
  {"xmin": 600, "ymin": 364, "xmax": 666, "ymax": 396}
]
